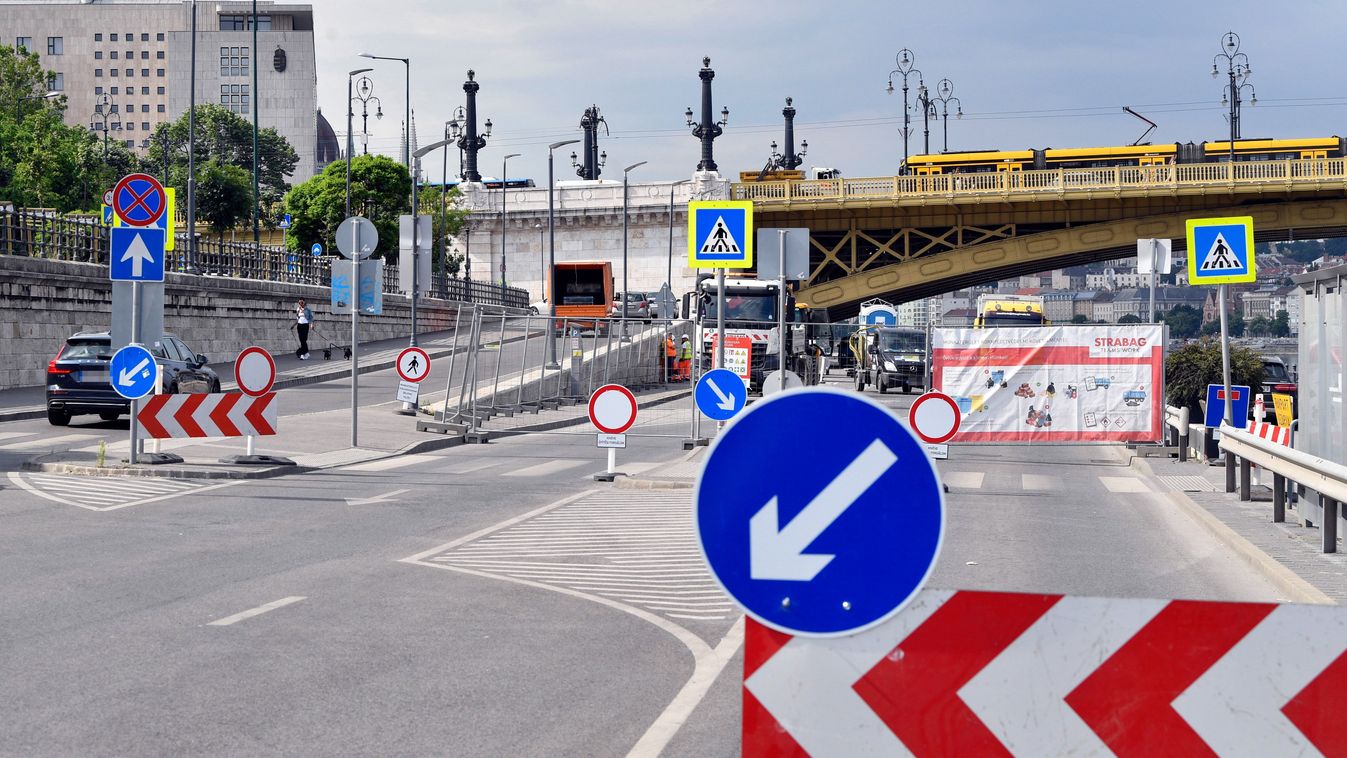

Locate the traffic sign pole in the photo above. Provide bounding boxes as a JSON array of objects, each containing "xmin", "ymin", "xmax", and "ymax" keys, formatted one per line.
[
  {"xmin": 1219, "ymin": 282, "xmax": 1235, "ymax": 491},
  {"xmin": 352, "ymin": 222, "xmax": 361, "ymax": 446},
  {"xmin": 777, "ymin": 229, "xmax": 787, "ymax": 394},
  {"xmin": 128, "ymin": 279, "xmax": 140, "ymax": 464}
]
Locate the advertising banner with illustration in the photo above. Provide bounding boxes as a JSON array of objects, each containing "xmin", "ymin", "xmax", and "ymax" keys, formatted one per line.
[{"xmin": 932, "ymin": 324, "xmax": 1165, "ymax": 443}]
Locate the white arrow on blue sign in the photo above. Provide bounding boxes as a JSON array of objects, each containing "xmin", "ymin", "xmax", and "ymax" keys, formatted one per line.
[
  {"xmin": 696, "ymin": 388, "xmax": 945, "ymax": 637},
  {"xmin": 109, "ymin": 344, "xmax": 157, "ymax": 400},
  {"xmin": 311, "ymin": 242, "xmax": 323, "ymax": 257},
  {"xmin": 864, "ymin": 308, "xmax": 896, "ymax": 326},
  {"xmin": 109, "ymin": 227, "xmax": 165, "ymax": 282},
  {"xmin": 695, "ymin": 368, "xmax": 748, "ymax": 421}
]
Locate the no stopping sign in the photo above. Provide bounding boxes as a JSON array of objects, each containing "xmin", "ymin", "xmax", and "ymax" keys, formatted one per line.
[
  {"xmin": 588, "ymin": 384, "xmax": 638, "ymax": 434},
  {"xmin": 909, "ymin": 391, "xmax": 961, "ymax": 444}
]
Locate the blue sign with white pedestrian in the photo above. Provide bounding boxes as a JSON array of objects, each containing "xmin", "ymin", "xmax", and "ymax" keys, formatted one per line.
[
  {"xmin": 696, "ymin": 388, "xmax": 945, "ymax": 637},
  {"xmin": 688, "ymin": 200, "xmax": 753, "ymax": 268},
  {"xmin": 311, "ymin": 242, "xmax": 323, "ymax": 257},
  {"xmin": 1205, "ymin": 383, "xmax": 1251, "ymax": 428},
  {"xmin": 1186, "ymin": 216, "xmax": 1255, "ymax": 285},
  {"xmin": 864, "ymin": 308, "xmax": 897, "ymax": 326},
  {"xmin": 280, "ymin": 213, "xmax": 292, "ymax": 229},
  {"xmin": 109, "ymin": 226, "xmax": 166, "ymax": 282},
  {"xmin": 109, "ymin": 344, "xmax": 157, "ymax": 400},
  {"xmin": 696, "ymin": 368, "xmax": 749, "ymax": 421}
]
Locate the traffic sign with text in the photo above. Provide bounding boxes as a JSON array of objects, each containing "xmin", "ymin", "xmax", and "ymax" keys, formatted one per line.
[
  {"xmin": 109, "ymin": 344, "xmax": 157, "ymax": 400},
  {"xmin": 1186, "ymin": 216, "xmax": 1255, "ymax": 285},
  {"xmin": 109, "ymin": 226, "xmax": 165, "ymax": 282},
  {"xmin": 696, "ymin": 368, "xmax": 748, "ymax": 421},
  {"xmin": 688, "ymin": 200, "xmax": 753, "ymax": 268}
]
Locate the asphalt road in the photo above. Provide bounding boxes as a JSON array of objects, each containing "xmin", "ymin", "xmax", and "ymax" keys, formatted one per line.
[{"xmin": 0, "ymin": 368, "xmax": 1291, "ymax": 756}]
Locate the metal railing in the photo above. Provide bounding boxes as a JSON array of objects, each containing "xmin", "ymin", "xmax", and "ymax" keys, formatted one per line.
[
  {"xmin": 1219, "ymin": 423, "xmax": 1347, "ymax": 553},
  {"xmin": 0, "ymin": 208, "xmax": 530, "ymax": 309},
  {"xmin": 1164, "ymin": 405, "xmax": 1191, "ymax": 463},
  {"xmin": 733, "ymin": 158, "xmax": 1347, "ymax": 206}
]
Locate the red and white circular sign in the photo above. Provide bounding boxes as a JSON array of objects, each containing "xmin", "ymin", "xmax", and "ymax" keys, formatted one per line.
[
  {"xmin": 588, "ymin": 384, "xmax": 638, "ymax": 434},
  {"xmin": 909, "ymin": 391, "xmax": 961, "ymax": 444},
  {"xmin": 234, "ymin": 346, "xmax": 276, "ymax": 396},
  {"xmin": 396, "ymin": 347, "xmax": 430, "ymax": 383}
]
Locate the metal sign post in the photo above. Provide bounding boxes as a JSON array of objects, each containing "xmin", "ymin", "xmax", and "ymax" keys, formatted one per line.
[
  {"xmin": 129, "ymin": 281, "xmax": 140, "ymax": 463},
  {"xmin": 336, "ymin": 215, "xmax": 379, "ymax": 447},
  {"xmin": 777, "ymin": 229, "xmax": 788, "ymax": 393}
]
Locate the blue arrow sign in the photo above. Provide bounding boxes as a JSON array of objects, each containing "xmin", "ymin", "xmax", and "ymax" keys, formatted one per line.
[
  {"xmin": 696, "ymin": 388, "xmax": 945, "ymax": 637},
  {"xmin": 311, "ymin": 242, "xmax": 323, "ymax": 257},
  {"xmin": 109, "ymin": 344, "xmax": 157, "ymax": 400},
  {"xmin": 696, "ymin": 368, "xmax": 749, "ymax": 421},
  {"xmin": 1205, "ymin": 383, "xmax": 1252, "ymax": 427},
  {"xmin": 109, "ymin": 227, "xmax": 165, "ymax": 282}
]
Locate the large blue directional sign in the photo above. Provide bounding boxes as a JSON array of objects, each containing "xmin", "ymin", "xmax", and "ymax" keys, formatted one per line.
[
  {"xmin": 696, "ymin": 388, "xmax": 945, "ymax": 637},
  {"xmin": 109, "ymin": 344, "xmax": 157, "ymax": 400},
  {"xmin": 696, "ymin": 368, "xmax": 749, "ymax": 421},
  {"xmin": 1205, "ymin": 383, "xmax": 1252, "ymax": 427},
  {"xmin": 109, "ymin": 227, "xmax": 165, "ymax": 282}
]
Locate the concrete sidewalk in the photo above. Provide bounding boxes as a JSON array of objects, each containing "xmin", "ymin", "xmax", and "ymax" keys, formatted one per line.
[{"xmin": 1135, "ymin": 451, "xmax": 1347, "ymax": 604}]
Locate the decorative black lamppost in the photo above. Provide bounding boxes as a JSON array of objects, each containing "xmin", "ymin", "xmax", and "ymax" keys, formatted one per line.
[
  {"xmin": 768, "ymin": 97, "xmax": 807, "ymax": 171},
  {"xmin": 915, "ymin": 79, "xmax": 938, "ymax": 155},
  {"xmin": 931, "ymin": 78, "xmax": 962, "ymax": 153},
  {"xmin": 685, "ymin": 57, "xmax": 729, "ymax": 172},
  {"xmin": 572, "ymin": 105, "xmax": 608, "ymax": 180},
  {"xmin": 1212, "ymin": 31, "xmax": 1256, "ymax": 163},
  {"xmin": 885, "ymin": 48, "xmax": 920, "ymax": 171},
  {"xmin": 456, "ymin": 70, "xmax": 491, "ymax": 182},
  {"xmin": 352, "ymin": 75, "xmax": 382, "ymax": 155}
]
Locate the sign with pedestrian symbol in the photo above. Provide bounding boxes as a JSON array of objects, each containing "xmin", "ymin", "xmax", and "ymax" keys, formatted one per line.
[
  {"xmin": 396, "ymin": 347, "xmax": 430, "ymax": 383},
  {"xmin": 696, "ymin": 367, "xmax": 749, "ymax": 421},
  {"xmin": 109, "ymin": 344, "xmax": 158, "ymax": 400},
  {"xmin": 696, "ymin": 388, "xmax": 945, "ymax": 637},
  {"xmin": 1186, "ymin": 216, "xmax": 1255, "ymax": 285},
  {"xmin": 109, "ymin": 226, "xmax": 166, "ymax": 282},
  {"xmin": 688, "ymin": 200, "xmax": 753, "ymax": 268}
]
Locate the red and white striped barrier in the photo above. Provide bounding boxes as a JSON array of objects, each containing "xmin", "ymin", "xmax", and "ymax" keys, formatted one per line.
[
  {"xmin": 1247, "ymin": 419, "xmax": 1291, "ymax": 446},
  {"xmin": 744, "ymin": 589, "xmax": 1347, "ymax": 757},
  {"xmin": 137, "ymin": 392, "xmax": 277, "ymax": 438}
]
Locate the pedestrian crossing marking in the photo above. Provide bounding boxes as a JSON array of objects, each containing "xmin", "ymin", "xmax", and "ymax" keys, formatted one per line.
[
  {"xmin": 1198, "ymin": 232, "xmax": 1241, "ymax": 271},
  {"xmin": 1185, "ymin": 216, "xmax": 1255, "ymax": 285},
  {"xmin": 699, "ymin": 216, "xmax": 741, "ymax": 255},
  {"xmin": 6, "ymin": 471, "xmax": 238, "ymax": 511},
  {"xmin": 687, "ymin": 200, "xmax": 753, "ymax": 269}
]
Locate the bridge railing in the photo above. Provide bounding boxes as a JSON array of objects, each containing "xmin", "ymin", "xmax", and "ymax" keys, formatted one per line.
[
  {"xmin": 733, "ymin": 158, "xmax": 1347, "ymax": 205},
  {"xmin": 1219, "ymin": 423, "xmax": 1347, "ymax": 553},
  {"xmin": 0, "ymin": 208, "xmax": 530, "ymax": 309}
]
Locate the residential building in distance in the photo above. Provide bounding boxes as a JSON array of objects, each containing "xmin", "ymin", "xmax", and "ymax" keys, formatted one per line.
[{"xmin": 0, "ymin": 0, "xmax": 320, "ymax": 180}]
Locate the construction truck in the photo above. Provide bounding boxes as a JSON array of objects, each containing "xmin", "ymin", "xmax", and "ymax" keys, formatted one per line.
[
  {"xmin": 682, "ymin": 275, "xmax": 822, "ymax": 393},
  {"xmin": 973, "ymin": 293, "xmax": 1047, "ymax": 328},
  {"xmin": 851, "ymin": 325, "xmax": 928, "ymax": 394}
]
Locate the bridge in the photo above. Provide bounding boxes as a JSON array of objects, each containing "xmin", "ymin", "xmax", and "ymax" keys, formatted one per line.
[{"xmin": 735, "ymin": 158, "xmax": 1347, "ymax": 317}]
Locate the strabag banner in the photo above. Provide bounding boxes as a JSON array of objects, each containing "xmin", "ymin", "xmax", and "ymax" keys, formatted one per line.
[{"xmin": 932, "ymin": 324, "xmax": 1164, "ymax": 443}]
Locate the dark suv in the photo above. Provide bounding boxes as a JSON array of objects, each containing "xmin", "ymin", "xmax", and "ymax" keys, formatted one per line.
[
  {"xmin": 46, "ymin": 332, "xmax": 220, "ymax": 426},
  {"xmin": 1256, "ymin": 355, "xmax": 1298, "ymax": 420}
]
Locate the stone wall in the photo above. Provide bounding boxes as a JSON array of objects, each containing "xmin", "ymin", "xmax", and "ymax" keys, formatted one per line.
[{"xmin": 0, "ymin": 255, "xmax": 459, "ymax": 390}]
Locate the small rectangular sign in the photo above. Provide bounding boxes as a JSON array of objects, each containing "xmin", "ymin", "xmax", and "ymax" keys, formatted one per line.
[
  {"xmin": 756, "ymin": 227, "xmax": 811, "ymax": 280},
  {"xmin": 924, "ymin": 442, "xmax": 949, "ymax": 460},
  {"xmin": 1136, "ymin": 238, "xmax": 1172, "ymax": 275},
  {"xmin": 1205, "ymin": 383, "xmax": 1252, "ymax": 428},
  {"xmin": 597, "ymin": 433, "xmax": 627, "ymax": 449},
  {"xmin": 1272, "ymin": 392, "xmax": 1294, "ymax": 428},
  {"xmin": 396, "ymin": 380, "xmax": 419, "ymax": 405}
]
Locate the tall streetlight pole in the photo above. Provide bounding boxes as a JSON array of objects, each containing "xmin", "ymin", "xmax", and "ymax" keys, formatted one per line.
[
  {"xmin": 353, "ymin": 75, "xmax": 382, "ymax": 155},
  {"xmin": 16, "ymin": 91, "xmax": 58, "ymax": 122},
  {"xmin": 345, "ymin": 68, "xmax": 372, "ymax": 218},
  {"xmin": 886, "ymin": 48, "xmax": 920, "ymax": 172},
  {"xmin": 500, "ymin": 153, "xmax": 520, "ymax": 288},
  {"xmin": 186, "ymin": 0, "xmax": 198, "ymax": 272},
  {"xmin": 90, "ymin": 92, "xmax": 119, "ymax": 161},
  {"xmin": 622, "ymin": 161, "xmax": 647, "ymax": 338},
  {"xmin": 360, "ymin": 53, "xmax": 411, "ymax": 168},
  {"xmin": 932, "ymin": 78, "xmax": 962, "ymax": 153},
  {"xmin": 251, "ymin": 0, "xmax": 259, "ymax": 251},
  {"xmin": 456, "ymin": 71, "xmax": 491, "ymax": 183},
  {"xmin": 1210, "ymin": 30, "xmax": 1256, "ymax": 490},
  {"xmin": 915, "ymin": 79, "xmax": 938, "ymax": 155},
  {"xmin": 410, "ymin": 138, "xmax": 454, "ymax": 348},
  {"xmin": 685, "ymin": 57, "xmax": 728, "ymax": 172},
  {"xmin": 546, "ymin": 139, "xmax": 580, "ymax": 369}
]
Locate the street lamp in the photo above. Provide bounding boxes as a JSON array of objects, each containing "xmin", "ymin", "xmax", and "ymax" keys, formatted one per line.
[
  {"xmin": 352, "ymin": 75, "xmax": 383, "ymax": 155},
  {"xmin": 500, "ymin": 152, "xmax": 520, "ymax": 288},
  {"xmin": 886, "ymin": 48, "xmax": 921, "ymax": 171},
  {"xmin": 931, "ymin": 78, "xmax": 963, "ymax": 153},
  {"xmin": 89, "ymin": 92, "xmax": 120, "ymax": 161},
  {"xmin": 456, "ymin": 71, "xmax": 491, "ymax": 183},
  {"xmin": 546, "ymin": 138, "xmax": 580, "ymax": 369},
  {"xmin": 359, "ymin": 53, "xmax": 410, "ymax": 167},
  {"xmin": 411, "ymin": 138, "xmax": 455, "ymax": 347},
  {"xmin": 16, "ymin": 90, "xmax": 59, "ymax": 121},
  {"xmin": 345, "ymin": 68, "xmax": 372, "ymax": 218},
  {"xmin": 686, "ymin": 57, "xmax": 729, "ymax": 172},
  {"xmin": 621, "ymin": 160, "xmax": 647, "ymax": 337},
  {"xmin": 767, "ymin": 97, "xmax": 807, "ymax": 171},
  {"xmin": 914, "ymin": 79, "xmax": 939, "ymax": 155}
]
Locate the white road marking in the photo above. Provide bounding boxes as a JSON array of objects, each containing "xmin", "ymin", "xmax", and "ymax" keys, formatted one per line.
[
  {"xmin": 436, "ymin": 458, "xmax": 513, "ymax": 475},
  {"xmin": 1, "ymin": 433, "xmax": 99, "ymax": 450},
  {"xmin": 1021, "ymin": 473, "xmax": 1063, "ymax": 490},
  {"xmin": 207, "ymin": 596, "xmax": 306, "ymax": 626},
  {"xmin": 7, "ymin": 472, "xmax": 239, "ymax": 511},
  {"xmin": 943, "ymin": 471, "xmax": 985, "ymax": 489},
  {"xmin": 343, "ymin": 454, "xmax": 440, "ymax": 472},
  {"xmin": 502, "ymin": 459, "xmax": 587, "ymax": 477},
  {"xmin": 0, "ymin": 432, "xmax": 37, "ymax": 442},
  {"xmin": 1099, "ymin": 476, "xmax": 1151, "ymax": 493},
  {"xmin": 345, "ymin": 488, "xmax": 410, "ymax": 506}
]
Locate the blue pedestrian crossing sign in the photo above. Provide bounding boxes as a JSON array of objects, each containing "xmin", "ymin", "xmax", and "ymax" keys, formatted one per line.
[
  {"xmin": 1186, "ymin": 216, "xmax": 1255, "ymax": 285},
  {"xmin": 109, "ymin": 226, "xmax": 166, "ymax": 282},
  {"xmin": 109, "ymin": 344, "xmax": 157, "ymax": 400},
  {"xmin": 696, "ymin": 368, "xmax": 749, "ymax": 421},
  {"xmin": 688, "ymin": 200, "xmax": 753, "ymax": 269},
  {"xmin": 280, "ymin": 214, "xmax": 292, "ymax": 229},
  {"xmin": 696, "ymin": 388, "xmax": 945, "ymax": 637}
]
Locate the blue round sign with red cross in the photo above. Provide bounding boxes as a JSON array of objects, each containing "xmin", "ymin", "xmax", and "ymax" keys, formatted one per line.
[{"xmin": 112, "ymin": 173, "xmax": 167, "ymax": 227}]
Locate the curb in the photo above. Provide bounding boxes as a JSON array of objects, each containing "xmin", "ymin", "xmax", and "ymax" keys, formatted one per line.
[{"xmin": 1128, "ymin": 454, "xmax": 1335, "ymax": 605}]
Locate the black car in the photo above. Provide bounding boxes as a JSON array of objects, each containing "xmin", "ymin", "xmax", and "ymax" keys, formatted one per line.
[
  {"xmin": 1255, "ymin": 355, "xmax": 1298, "ymax": 420},
  {"xmin": 46, "ymin": 331, "xmax": 221, "ymax": 426}
]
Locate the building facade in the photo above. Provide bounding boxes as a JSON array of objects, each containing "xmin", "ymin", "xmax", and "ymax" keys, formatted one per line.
[{"xmin": 1, "ymin": 0, "xmax": 319, "ymax": 180}]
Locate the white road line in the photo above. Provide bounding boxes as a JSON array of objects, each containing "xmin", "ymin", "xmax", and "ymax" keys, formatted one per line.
[
  {"xmin": 435, "ymin": 458, "xmax": 514, "ymax": 475},
  {"xmin": 207, "ymin": 596, "xmax": 306, "ymax": 626},
  {"xmin": 1021, "ymin": 474, "xmax": 1063, "ymax": 491},
  {"xmin": 1099, "ymin": 476, "xmax": 1151, "ymax": 493},
  {"xmin": 343, "ymin": 454, "xmax": 441, "ymax": 472},
  {"xmin": 502, "ymin": 459, "xmax": 588, "ymax": 477},
  {"xmin": 943, "ymin": 471, "xmax": 985, "ymax": 489},
  {"xmin": 1, "ymin": 433, "xmax": 99, "ymax": 450},
  {"xmin": 0, "ymin": 432, "xmax": 37, "ymax": 442}
]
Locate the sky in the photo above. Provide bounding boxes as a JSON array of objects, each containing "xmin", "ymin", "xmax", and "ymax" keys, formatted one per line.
[{"xmin": 313, "ymin": 0, "xmax": 1347, "ymax": 184}]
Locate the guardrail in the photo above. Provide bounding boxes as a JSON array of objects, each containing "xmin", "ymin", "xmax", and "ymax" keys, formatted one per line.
[
  {"xmin": 0, "ymin": 208, "xmax": 530, "ymax": 309},
  {"xmin": 732, "ymin": 157, "xmax": 1347, "ymax": 206},
  {"xmin": 1218, "ymin": 424, "xmax": 1347, "ymax": 553},
  {"xmin": 1164, "ymin": 405, "xmax": 1191, "ymax": 463}
]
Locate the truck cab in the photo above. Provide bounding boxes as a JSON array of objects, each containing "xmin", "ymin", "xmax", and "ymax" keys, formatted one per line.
[
  {"xmin": 685, "ymin": 276, "xmax": 818, "ymax": 393},
  {"xmin": 852, "ymin": 326, "xmax": 927, "ymax": 394}
]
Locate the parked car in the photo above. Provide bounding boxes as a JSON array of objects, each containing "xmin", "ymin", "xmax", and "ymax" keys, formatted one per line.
[
  {"xmin": 1256, "ymin": 355, "xmax": 1298, "ymax": 420},
  {"xmin": 46, "ymin": 331, "xmax": 221, "ymax": 426},
  {"xmin": 612, "ymin": 291, "xmax": 651, "ymax": 320}
]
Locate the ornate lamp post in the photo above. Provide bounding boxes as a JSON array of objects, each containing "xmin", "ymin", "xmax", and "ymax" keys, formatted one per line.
[
  {"xmin": 573, "ymin": 106, "xmax": 609, "ymax": 180},
  {"xmin": 456, "ymin": 70, "xmax": 491, "ymax": 182},
  {"xmin": 885, "ymin": 48, "xmax": 921, "ymax": 171},
  {"xmin": 685, "ymin": 57, "xmax": 729, "ymax": 172},
  {"xmin": 931, "ymin": 78, "xmax": 962, "ymax": 153},
  {"xmin": 89, "ymin": 92, "xmax": 120, "ymax": 161},
  {"xmin": 352, "ymin": 75, "xmax": 382, "ymax": 155},
  {"xmin": 768, "ymin": 97, "xmax": 807, "ymax": 171},
  {"xmin": 1212, "ymin": 31, "xmax": 1256, "ymax": 163},
  {"xmin": 344, "ymin": 67, "xmax": 371, "ymax": 217},
  {"xmin": 915, "ymin": 78, "xmax": 938, "ymax": 155}
]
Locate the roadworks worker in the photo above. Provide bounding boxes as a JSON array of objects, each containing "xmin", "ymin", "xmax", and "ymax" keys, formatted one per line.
[
  {"xmin": 678, "ymin": 335, "xmax": 694, "ymax": 381},
  {"xmin": 665, "ymin": 335, "xmax": 677, "ymax": 382}
]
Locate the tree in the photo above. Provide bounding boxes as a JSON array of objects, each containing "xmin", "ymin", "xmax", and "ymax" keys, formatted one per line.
[
  {"xmin": 1165, "ymin": 338, "xmax": 1265, "ymax": 418},
  {"xmin": 1118, "ymin": 313, "xmax": 1142, "ymax": 324},
  {"xmin": 1247, "ymin": 316, "xmax": 1271, "ymax": 337},
  {"xmin": 283, "ymin": 155, "xmax": 415, "ymax": 259},
  {"xmin": 1200, "ymin": 320, "xmax": 1221, "ymax": 336},
  {"xmin": 1161, "ymin": 304, "xmax": 1201, "ymax": 339},
  {"xmin": 154, "ymin": 104, "xmax": 298, "ymax": 198},
  {"xmin": 194, "ymin": 160, "xmax": 252, "ymax": 234},
  {"xmin": 1272, "ymin": 310, "xmax": 1291, "ymax": 338},
  {"xmin": 1070, "ymin": 313, "xmax": 1088, "ymax": 324},
  {"xmin": 1229, "ymin": 316, "xmax": 1246, "ymax": 338}
]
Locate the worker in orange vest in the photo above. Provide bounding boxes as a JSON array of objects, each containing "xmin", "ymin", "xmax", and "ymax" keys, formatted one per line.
[{"xmin": 665, "ymin": 335, "xmax": 677, "ymax": 383}]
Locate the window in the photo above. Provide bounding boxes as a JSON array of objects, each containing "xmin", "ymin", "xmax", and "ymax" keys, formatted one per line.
[
  {"xmin": 124, "ymin": 49, "xmax": 132, "ymax": 58},
  {"xmin": 141, "ymin": 122, "xmax": 150, "ymax": 131},
  {"xmin": 95, "ymin": 51, "xmax": 103, "ymax": 59},
  {"xmin": 156, "ymin": 68, "xmax": 165, "ymax": 77},
  {"xmin": 218, "ymin": 83, "xmax": 250, "ymax": 113},
  {"xmin": 95, "ymin": 33, "xmax": 103, "ymax": 42},
  {"xmin": 95, "ymin": 86, "xmax": 103, "ymax": 95},
  {"xmin": 157, "ymin": 104, "xmax": 165, "ymax": 113},
  {"xmin": 140, "ymin": 86, "xmax": 149, "ymax": 95},
  {"xmin": 47, "ymin": 37, "xmax": 62, "ymax": 55},
  {"xmin": 15, "ymin": 37, "xmax": 32, "ymax": 51},
  {"xmin": 156, "ymin": 86, "xmax": 164, "ymax": 94},
  {"xmin": 110, "ymin": 86, "xmax": 118, "ymax": 95},
  {"xmin": 48, "ymin": 72, "xmax": 64, "ymax": 91},
  {"xmin": 156, "ymin": 33, "xmax": 164, "ymax": 41},
  {"xmin": 126, "ymin": 122, "xmax": 135, "ymax": 131},
  {"xmin": 110, "ymin": 51, "xmax": 118, "ymax": 59},
  {"xmin": 110, "ymin": 104, "xmax": 119, "ymax": 113},
  {"xmin": 124, "ymin": 139, "xmax": 133, "ymax": 148},
  {"xmin": 218, "ymin": 14, "xmax": 271, "ymax": 30},
  {"xmin": 124, "ymin": 68, "xmax": 133, "ymax": 77},
  {"xmin": 156, "ymin": 50, "xmax": 164, "ymax": 59},
  {"xmin": 140, "ymin": 50, "xmax": 148, "ymax": 59},
  {"xmin": 140, "ymin": 33, "xmax": 149, "ymax": 42},
  {"xmin": 219, "ymin": 46, "xmax": 249, "ymax": 76},
  {"xmin": 141, "ymin": 104, "xmax": 149, "ymax": 112},
  {"xmin": 109, "ymin": 34, "xmax": 118, "ymax": 42},
  {"xmin": 141, "ymin": 68, "xmax": 149, "ymax": 77}
]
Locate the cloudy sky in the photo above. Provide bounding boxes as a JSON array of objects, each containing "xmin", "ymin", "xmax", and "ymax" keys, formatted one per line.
[{"xmin": 314, "ymin": 0, "xmax": 1347, "ymax": 183}]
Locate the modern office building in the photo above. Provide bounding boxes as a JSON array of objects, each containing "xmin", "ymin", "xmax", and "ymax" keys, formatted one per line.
[{"xmin": 0, "ymin": 0, "xmax": 319, "ymax": 180}]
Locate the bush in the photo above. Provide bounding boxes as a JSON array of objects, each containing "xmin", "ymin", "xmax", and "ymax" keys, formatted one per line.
[{"xmin": 1164, "ymin": 337, "xmax": 1264, "ymax": 418}]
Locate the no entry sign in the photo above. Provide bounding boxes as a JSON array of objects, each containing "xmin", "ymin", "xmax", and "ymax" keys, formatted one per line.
[
  {"xmin": 234, "ymin": 346, "xmax": 276, "ymax": 396},
  {"xmin": 909, "ymin": 391, "xmax": 961, "ymax": 444},
  {"xmin": 588, "ymin": 384, "xmax": 637, "ymax": 434}
]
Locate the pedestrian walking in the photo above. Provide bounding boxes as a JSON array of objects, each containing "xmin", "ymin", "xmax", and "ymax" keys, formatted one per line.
[
  {"xmin": 293, "ymin": 297, "xmax": 313, "ymax": 359},
  {"xmin": 664, "ymin": 334, "xmax": 677, "ymax": 383},
  {"xmin": 678, "ymin": 335, "xmax": 694, "ymax": 381}
]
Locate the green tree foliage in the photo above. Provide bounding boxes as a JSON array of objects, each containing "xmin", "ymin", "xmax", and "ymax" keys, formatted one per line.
[
  {"xmin": 1247, "ymin": 316, "xmax": 1271, "ymax": 337},
  {"xmin": 283, "ymin": 155, "xmax": 415, "ymax": 259},
  {"xmin": 1229, "ymin": 315, "xmax": 1246, "ymax": 338},
  {"xmin": 1165, "ymin": 338, "xmax": 1265, "ymax": 417},
  {"xmin": 194, "ymin": 160, "xmax": 252, "ymax": 234},
  {"xmin": 1272, "ymin": 310, "xmax": 1291, "ymax": 338},
  {"xmin": 417, "ymin": 186, "xmax": 469, "ymax": 275},
  {"xmin": 1118, "ymin": 313, "xmax": 1142, "ymax": 324},
  {"xmin": 1201, "ymin": 320, "xmax": 1221, "ymax": 336},
  {"xmin": 1070, "ymin": 313, "xmax": 1088, "ymax": 324},
  {"xmin": 1160, "ymin": 304, "xmax": 1201, "ymax": 339}
]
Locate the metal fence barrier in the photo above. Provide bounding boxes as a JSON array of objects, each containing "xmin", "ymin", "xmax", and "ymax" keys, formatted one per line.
[
  {"xmin": 0, "ymin": 208, "xmax": 529, "ymax": 308},
  {"xmin": 1218, "ymin": 423, "xmax": 1347, "ymax": 553},
  {"xmin": 1164, "ymin": 405, "xmax": 1191, "ymax": 463}
]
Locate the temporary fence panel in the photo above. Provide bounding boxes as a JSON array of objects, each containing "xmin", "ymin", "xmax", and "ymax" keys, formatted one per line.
[
  {"xmin": 931, "ymin": 324, "xmax": 1165, "ymax": 444},
  {"xmin": 1295, "ymin": 265, "xmax": 1346, "ymax": 464}
]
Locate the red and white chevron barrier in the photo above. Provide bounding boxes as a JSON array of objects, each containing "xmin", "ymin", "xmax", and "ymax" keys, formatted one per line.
[
  {"xmin": 1247, "ymin": 419, "xmax": 1291, "ymax": 446},
  {"xmin": 137, "ymin": 392, "xmax": 277, "ymax": 438},
  {"xmin": 744, "ymin": 589, "xmax": 1347, "ymax": 757}
]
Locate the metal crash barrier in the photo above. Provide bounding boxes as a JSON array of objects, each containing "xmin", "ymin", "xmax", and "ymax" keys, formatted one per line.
[
  {"xmin": 1164, "ymin": 405, "xmax": 1190, "ymax": 462},
  {"xmin": 1218, "ymin": 424, "xmax": 1347, "ymax": 553}
]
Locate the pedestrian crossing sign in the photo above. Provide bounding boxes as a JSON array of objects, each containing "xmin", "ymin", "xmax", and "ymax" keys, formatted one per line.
[
  {"xmin": 688, "ymin": 200, "xmax": 753, "ymax": 269},
  {"xmin": 1186, "ymin": 216, "xmax": 1255, "ymax": 285}
]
